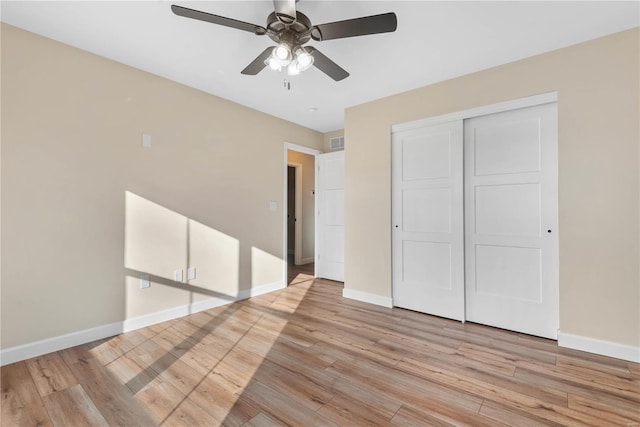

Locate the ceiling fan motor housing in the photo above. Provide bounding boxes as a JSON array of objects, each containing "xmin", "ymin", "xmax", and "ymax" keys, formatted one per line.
[{"xmin": 266, "ymin": 11, "xmax": 312, "ymax": 46}]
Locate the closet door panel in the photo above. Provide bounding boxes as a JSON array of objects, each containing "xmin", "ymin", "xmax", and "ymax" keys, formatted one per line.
[
  {"xmin": 392, "ymin": 121, "xmax": 464, "ymax": 321},
  {"xmin": 464, "ymin": 103, "xmax": 559, "ymax": 339}
]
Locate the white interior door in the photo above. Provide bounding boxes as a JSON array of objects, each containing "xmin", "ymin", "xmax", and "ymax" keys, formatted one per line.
[
  {"xmin": 316, "ymin": 151, "xmax": 344, "ymax": 281},
  {"xmin": 464, "ymin": 103, "xmax": 559, "ymax": 339},
  {"xmin": 392, "ymin": 121, "xmax": 465, "ymax": 321}
]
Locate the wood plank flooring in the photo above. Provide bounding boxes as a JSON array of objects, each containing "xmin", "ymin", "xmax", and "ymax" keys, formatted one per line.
[
  {"xmin": 287, "ymin": 258, "xmax": 314, "ymax": 286},
  {"xmin": 2, "ymin": 279, "xmax": 639, "ymax": 426}
]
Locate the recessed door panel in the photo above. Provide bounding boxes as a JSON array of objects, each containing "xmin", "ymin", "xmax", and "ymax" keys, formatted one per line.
[
  {"xmin": 475, "ymin": 183, "xmax": 541, "ymax": 237},
  {"xmin": 324, "ymin": 157, "xmax": 344, "ymax": 189},
  {"xmin": 474, "ymin": 117, "xmax": 541, "ymax": 176},
  {"xmin": 402, "ymin": 188, "xmax": 451, "ymax": 233},
  {"xmin": 402, "ymin": 133, "xmax": 451, "ymax": 181},
  {"xmin": 403, "ymin": 241, "xmax": 452, "ymax": 290},
  {"xmin": 324, "ymin": 189, "xmax": 344, "ymax": 226},
  {"xmin": 324, "ymin": 229, "xmax": 344, "ymax": 263},
  {"xmin": 475, "ymin": 245, "xmax": 542, "ymax": 302}
]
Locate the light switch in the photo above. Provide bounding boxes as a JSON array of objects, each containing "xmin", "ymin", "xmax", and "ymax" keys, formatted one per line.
[
  {"xmin": 269, "ymin": 201, "xmax": 278, "ymax": 211},
  {"xmin": 174, "ymin": 269, "xmax": 184, "ymax": 282},
  {"xmin": 142, "ymin": 133, "xmax": 152, "ymax": 148},
  {"xmin": 140, "ymin": 275, "xmax": 150, "ymax": 289},
  {"xmin": 187, "ymin": 267, "xmax": 196, "ymax": 280}
]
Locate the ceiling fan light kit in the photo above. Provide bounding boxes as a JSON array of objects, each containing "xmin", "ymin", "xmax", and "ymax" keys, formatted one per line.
[
  {"xmin": 171, "ymin": 1, "xmax": 397, "ymax": 82},
  {"xmin": 266, "ymin": 44, "xmax": 314, "ymax": 76}
]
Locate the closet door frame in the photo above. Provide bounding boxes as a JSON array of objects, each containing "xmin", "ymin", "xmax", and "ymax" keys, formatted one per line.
[{"xmin": 391, "ymin": 91, "xmax": 558, "ymax": 327}]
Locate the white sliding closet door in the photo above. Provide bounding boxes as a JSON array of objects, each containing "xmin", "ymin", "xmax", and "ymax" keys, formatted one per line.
[
  {"xmin": 464, "ymin": 103, "xmax": 559, "ymax": 339},
  {"xmin": 392, "ymin": 121, "xmax": 465, "ymax": 321}
]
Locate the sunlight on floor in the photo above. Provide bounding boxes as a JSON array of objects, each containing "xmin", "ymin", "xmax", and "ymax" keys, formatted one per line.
[
  {"xmin": 99, "ymin": 281, "xmax": 313, "ymax": 425},
  {"xmin": 290, "ymin": 272, "xmax": 314, "ymax": 286}
]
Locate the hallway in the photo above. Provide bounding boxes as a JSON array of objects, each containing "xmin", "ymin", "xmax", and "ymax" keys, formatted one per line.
[{"xmin": 287, "ymin": 255, "xmax": 314, "ymax": 286}]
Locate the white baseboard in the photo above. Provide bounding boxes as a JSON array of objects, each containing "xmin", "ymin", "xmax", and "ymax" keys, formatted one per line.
[
  {"xmin": 300, "ymin": 257, "xmax": 315, "ymax": 265},
  {"xmin": 0, "ymin": 280, "xmax": 285, "ymax": 366},
  {"xmin": 0, "ymin": 321, "xmax": 123, "ymax": 367},
  {"xmin": 122, "ymin": 305, "xmax": 193, "ymax": 332},
  {"xmin": 558, "ymin": 331, "xmax": 640, "ymax": 363},
  {"xmin": 342, "ymin": 288, "xmax": 393, "ymax": 308},
  {"xmin": 246, "ymin": 280, "xmax": 286, "ymax": 297}
]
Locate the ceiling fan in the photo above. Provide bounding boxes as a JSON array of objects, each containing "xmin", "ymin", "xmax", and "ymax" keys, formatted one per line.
[{"xmin": 171, "ymin": 1, "xmax": 397, "ymax": 81}]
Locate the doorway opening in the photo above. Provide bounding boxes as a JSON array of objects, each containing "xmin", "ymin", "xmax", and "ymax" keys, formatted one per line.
[
  {"xmin": 287, "ymin": 163, "xmax": 312, "ymax": 285},
  {"xmin": 284, "ymin": 143, "xmax": 321, "ymax": 286}
]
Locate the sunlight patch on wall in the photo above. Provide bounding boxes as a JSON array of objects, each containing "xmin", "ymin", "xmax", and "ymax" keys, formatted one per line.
[
  {"xmin": 188, "ymin": 219, "xmax": 240, "ymax": 298},
  {"xmin": 125, "ymin": 191, "xmax": 187, "ymax": 281},
  {"xmin": 251, "ymin": 246, "xmax": 284, "ymax": 289},
  {"xmin": 124, "ymin": 191, "xmax": 241, "ymax": 319}
]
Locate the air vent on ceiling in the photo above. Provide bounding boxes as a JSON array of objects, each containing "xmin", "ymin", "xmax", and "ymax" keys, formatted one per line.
[{"xmin": 330, "ymin": 136, "xmax": 344, "ymax": 150}]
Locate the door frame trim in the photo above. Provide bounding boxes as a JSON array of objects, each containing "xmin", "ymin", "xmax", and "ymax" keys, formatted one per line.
[
  {"xmin": 283, "ymin": 143, "xmax": 322, "ymax": 285},
  {"xmin": 392, "ymin": 92, "xmax": 558, "ymax": 133},
  {"xmin": 287, "ymin": 162, "xmax": 303, "ymax": 265}
]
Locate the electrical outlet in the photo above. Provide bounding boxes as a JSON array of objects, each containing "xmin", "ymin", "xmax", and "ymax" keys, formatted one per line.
[
  {"xmin": 187, "ymin": 267, "xmax": 196, "ymax": 280},
  {"xmin": 140, "ymin": 275, "xmax": 150, "ymax": 289},
  {"xmin": 174, "ymin": 269, "xmax": 184, "ymax": 282}
]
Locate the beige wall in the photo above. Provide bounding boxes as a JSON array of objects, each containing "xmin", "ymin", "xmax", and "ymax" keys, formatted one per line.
[
  {"xmin": 287, "ymin": 150, "xmax": 315, "ymax": 264},
  {"xmin": 1, "ymin": 24, "xmax": 323, "ymax": 349},
  {"xmin": 344, "ymin": 28, "xmax": 639, "ymax": 347},
  {"xmin": 323, "ymin": 129, "xmax": 345, "ymax": 152}
]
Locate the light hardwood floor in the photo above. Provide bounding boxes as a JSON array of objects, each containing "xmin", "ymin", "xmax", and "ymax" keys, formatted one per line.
[
  {"xmin": 2, "ymin": 279, "xmax": 639, "ymax": 426},
  {"xmin": 287, "ymin": 258, "xmax": 314, "ymax": 286}
]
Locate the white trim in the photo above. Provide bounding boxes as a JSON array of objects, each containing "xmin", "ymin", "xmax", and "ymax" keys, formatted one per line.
[
  {"xmin": 246, "ymin": 280, "xmax": 286, "ymax": 297},
  {"xmin": 343, "ymin": 288, "xmax": 393, "ymax": 308},
  {"xmin": 123, "ymin": 305, "xmax": 191, "ymax": 332},
  {"xmin": 301, "ymin": 257, "xmax": 314, "ymax": 265},
  {"xmin": 284, "ymin": 142, "xmax": 321, "ymax": 284},
  {"xmin": 0, "ymin": 280, "xmax": 285, "ymax": 366},
  {"xmin": 287, "ymin": 162, "xmax": 304, "ymax": 265},
  {"xmin": 558, "ymin": 331, "xmax": 640, "ymax": 363},
  {"xmin": 314, "ymin": 155, "xmax": 319, "ymax": 272},
  {"xmin": 0, "ymin": 322, "xmax": 123, "ymax": 367},
  {"xmin": 392, "ymin": 92, "xmax": 558, "ymax": 133},
  {"xmin": 285, "ymin": 142, "xmax": 322, "ymax": 157}
]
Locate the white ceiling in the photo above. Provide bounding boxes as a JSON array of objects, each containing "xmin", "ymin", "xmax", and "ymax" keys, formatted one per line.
[{"xmin": 2, "ymin": 1, "xmax": 638, "ymax": 133}]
